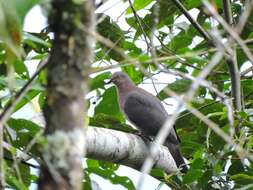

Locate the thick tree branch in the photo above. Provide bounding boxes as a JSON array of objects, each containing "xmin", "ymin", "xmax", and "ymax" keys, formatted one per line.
[
  {"xmin": 3, "ymin": 126, "xmax": 178, "ymax": 174},
  {"xmin": 85, "ymin": 127, "xmax": 178, "ymax": 173}
]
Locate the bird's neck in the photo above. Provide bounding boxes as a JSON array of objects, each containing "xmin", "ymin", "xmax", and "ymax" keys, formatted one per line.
[
  {"xmin": 116, "ymin": 83, "xmax": 135, "ymax": 109},
  {"xmin": 117, "ymin": 82, "xmax": 135, "ymax": 92}
]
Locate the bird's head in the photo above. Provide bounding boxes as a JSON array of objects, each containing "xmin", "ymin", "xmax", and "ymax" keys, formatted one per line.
[{"xmin": 108, "ymin": 72, "xmax": 133, "ymax": 87}]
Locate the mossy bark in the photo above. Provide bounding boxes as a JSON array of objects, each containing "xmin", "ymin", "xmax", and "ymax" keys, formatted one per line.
[{"xmin": 38, "ymin": 1, "xmax": 95, "ymax": 190}]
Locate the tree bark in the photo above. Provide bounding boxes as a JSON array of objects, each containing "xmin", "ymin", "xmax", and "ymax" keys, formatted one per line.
[
  {"xmin": 4, "ymin": 126, "xmax": 178, "ymax": 174},
  {"xmin": 38, "ymin": 0, "xmax": 95, "ymax": 190}
]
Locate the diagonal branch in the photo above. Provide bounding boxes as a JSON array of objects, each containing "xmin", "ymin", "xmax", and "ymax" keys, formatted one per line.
[
  {"xmin": 0, "ymin": 57, "xmax": 48, "ymax": 126},
  {"xmin": 171, "ymin": 0, "xmax": 212, "ymax": 43},
  {"xmin": 222, "ymin": 0, "xmax": 242, "ymax": 119}
]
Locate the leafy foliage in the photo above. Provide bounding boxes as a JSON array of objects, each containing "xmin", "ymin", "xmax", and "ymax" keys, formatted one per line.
[{"xmin": 0, "ymin": 0, "xmax": 253, "ymax": 189}]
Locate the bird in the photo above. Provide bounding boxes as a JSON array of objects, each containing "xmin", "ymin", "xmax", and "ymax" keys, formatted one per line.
[{"xmin": 109, "ymin": 71, "xmax": 188, "ymax": 173}]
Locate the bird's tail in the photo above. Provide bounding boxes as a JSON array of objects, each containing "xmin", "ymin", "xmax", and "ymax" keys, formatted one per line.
[{"xmin": 165, "ymin": 140, "xmax": 188, "ymax": 173}]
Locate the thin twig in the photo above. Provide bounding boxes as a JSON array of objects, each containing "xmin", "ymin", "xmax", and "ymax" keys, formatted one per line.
[
  {"xmin": 4, "ymin": 129, "xmax": 24, "ymax": 185},
  {"xmin": 128, "ymin": 0, "xmax": 150, "ymax": 51},
  {"xmin": 0, "ymin": 57, "xmax": 48, "ymax": 126}
]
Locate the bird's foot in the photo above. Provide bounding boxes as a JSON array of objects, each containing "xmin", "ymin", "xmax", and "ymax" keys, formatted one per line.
[{"xmin": 134, "ymin": 131, "xmax": 153, "ymax": 142}]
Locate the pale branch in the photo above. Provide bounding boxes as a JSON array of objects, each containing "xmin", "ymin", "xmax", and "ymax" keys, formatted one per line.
[
  {"xmin": 2, "ymin": 126, "xmax": 178, "ymax": 174},
  {"xmin": 235, "ymin": 0, "xmax": 253, "ymax": 34},
  {"xmin": 85, "ymin": 127, "xmax": 178, "ymax": 174}
]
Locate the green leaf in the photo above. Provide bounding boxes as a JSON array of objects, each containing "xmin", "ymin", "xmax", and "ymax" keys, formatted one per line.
[
  {"xmin": 8, "ymin": 118, "xmax": 41, "ymax": 134},
  {"xmin": 97, "ymin": 14, "xmax": 125, "ymax": 61},
  {"xmin": 89, "ymin": 113, "xmax": 136, "ymax": 133},
  {"xmin": 86, "ymin": 167, "xmax": 135, "ymax": 190},
  {"xmin": 242, "ymin": 79, "xmax": 253, "ymax": 100},
  {"xmin": 0, "ymin": 1, "xmax": 22, "ymax": 57},
  {"xmin": 198, "ymin": 170, "xmax": 213, "ymax": 189},
  {"xmin": 23, "ymin": 32, "xmax": 51, "ymax": 48},
  {"xmin": 90, "ymin": 72, "xmax": 111, "ymax": 91},
  {"xmin": 169, "ymin": 31, "xmax": 193, "ymax": 52},
  {"xmin": 7, "ymin": 118, "xmax": 41, "ymax": 149},
  {"xmin": 13, "ymin": 89, "xmax": 41, "ymax": 112},
  {"xmin": 13, "ymin": 59, "xmax": 29, "ymax": 78},
  {"xmin": 230, "ymin": 173, "xmax": 253, "ymax": 186},
  {"xmin": 183, "ymin": 169, "xmax": 203, "ymax": 184},
  {"xmin": 122, "ymin": 65, "xmax": 143, "ymax": 84},
  {"xmin": 176, "ymin": 99, "xmax": 224, "ymax": 129},
  {"xmin": 6, "ymin": 174, "xmax": 28, "ymax": 190},
  {"xmin": 14, "ymin": 0, "xmax": 42, "ymax": 24},
  {"xmin": 23, "ymin": 32, "xmax": 51, "ymax": 54},
  {"xmin": 190, "ymin": 158, "xmax": 204, "ymax": 170},
  {"xmin": 0, "ymin": 0, "xmax": 41, "ymax": 57},
  {"xmin": 94, "ymin": 87, "xmax": 124, "ymax": 121},
  {"xmin": 19, "ymin": 164, "xmax": 31, "ymax": 186},
  {"xmin": 150, "ymin": 168, "xmax": 165, "ymax": 178},
  {"xmin": 126, "ymin": 0, "xmax": 154, "ymax": 14},
  {"xmin": 184, "ymin": 0, "xmax": 202, "ymax": 9},
  {"xmin": 158, "ymin": 79, "xmax": 192, "ymax": 100}
]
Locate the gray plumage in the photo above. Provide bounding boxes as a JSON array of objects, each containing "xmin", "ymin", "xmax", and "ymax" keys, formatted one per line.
[{"xmin": 110, "ymin": 71, "xmax": 187, "ymax": 173}]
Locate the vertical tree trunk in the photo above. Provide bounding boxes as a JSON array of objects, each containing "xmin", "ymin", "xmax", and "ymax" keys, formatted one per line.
[{"xmin": 38, "ymin": 1, "xmax": 95, "ymax": 190}]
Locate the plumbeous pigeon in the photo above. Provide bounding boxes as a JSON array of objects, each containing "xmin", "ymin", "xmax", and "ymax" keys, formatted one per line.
[{"xmin": 110, "ymin": 71, "xmax": 187, "ymax": 173}]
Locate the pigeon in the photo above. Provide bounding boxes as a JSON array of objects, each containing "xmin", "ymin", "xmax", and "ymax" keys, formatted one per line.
[{"xmin": 109, "ymin": 71, "xmax": 188, "ymax": 173}]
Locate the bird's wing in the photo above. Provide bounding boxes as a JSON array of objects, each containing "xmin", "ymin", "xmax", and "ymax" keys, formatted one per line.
[{"xmin": 124, "ymin": 90, "xmax": 179, "ymax": 144}]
